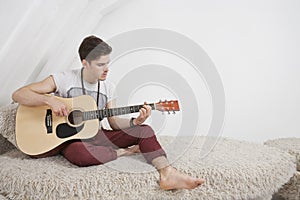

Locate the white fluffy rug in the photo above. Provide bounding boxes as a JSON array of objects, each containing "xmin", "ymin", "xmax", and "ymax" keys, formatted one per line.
[
  {"xmin": 265, "ymin": 138, "xmax": 300, "ymax": 171},
  {"xmin": 0, "ymin": 135, "xmax": 14, "ymax": 155},
  {"xmin": 273, "ymin": 171, "xmax": 300, "ymax": 200},
  {"xmin": 265, "ymin": 138, "xmax": 300, "ymax": 200},
  {"xmin": 0, "ymin": 104, "xmax": 18, "ymax": 147},
  {"xmin": 0, "ymin": 104, "xmax": 297, "ymax": 199},
  {"xmin": 0, "ymin": 136, "xmax": 296, "ymax": 200}
]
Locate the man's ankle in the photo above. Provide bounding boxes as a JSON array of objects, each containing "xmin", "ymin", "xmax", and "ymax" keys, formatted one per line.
[{"xmin": 152, "ymin": 156, "xmax": 170, "ymax": 170}]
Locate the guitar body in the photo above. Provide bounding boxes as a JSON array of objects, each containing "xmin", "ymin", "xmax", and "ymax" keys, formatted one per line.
[{"xmin": 16, "ymin": 95, "xmax": 99, "ymax": 156}]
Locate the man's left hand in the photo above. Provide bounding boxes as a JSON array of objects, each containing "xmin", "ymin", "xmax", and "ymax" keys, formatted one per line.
[{"xmin": 134, "ymin": 102, "xmax": 151, "ymax": 125}]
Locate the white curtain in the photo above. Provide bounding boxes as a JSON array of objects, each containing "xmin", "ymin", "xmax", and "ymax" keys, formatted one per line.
[{"xmin": 0, "ymin": 0, "xmax": 123, "ymax": 105}]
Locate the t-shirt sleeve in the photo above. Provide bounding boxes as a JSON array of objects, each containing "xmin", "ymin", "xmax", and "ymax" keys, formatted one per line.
[{"xmin": 51, "ymin": 71, "xmax": 71, "ymax": 97}]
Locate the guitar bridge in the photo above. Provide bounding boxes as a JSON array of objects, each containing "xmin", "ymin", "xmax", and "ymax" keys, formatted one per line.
[{"xmin": 45, "ymin": 109, "xmax": 53, "ymax": 133}]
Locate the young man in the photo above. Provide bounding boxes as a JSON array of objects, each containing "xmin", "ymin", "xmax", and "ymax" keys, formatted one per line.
[{"xmin": 12, "ymin": 35, "xmax": 204, "ymax": 190}]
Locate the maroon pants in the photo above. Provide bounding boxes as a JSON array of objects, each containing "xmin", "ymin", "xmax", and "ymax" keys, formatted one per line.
[{"xmin": 61, "ymin": 125, "xmax": 166, "ymax": 167}]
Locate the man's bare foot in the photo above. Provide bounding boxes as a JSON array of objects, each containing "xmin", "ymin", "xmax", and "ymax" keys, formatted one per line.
[
  {"xmin": 127, "ymin": 145, "xmax": 141, "ymax": 154},
  {"xmin": 159, "ymin": 166, "xmax": 205, "ymax": 190},
  {"xmin": 116, "ymin": 145, "xmax": 140, "ymax": 157}
]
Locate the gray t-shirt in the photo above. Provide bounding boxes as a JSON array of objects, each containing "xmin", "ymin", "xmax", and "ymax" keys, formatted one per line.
[{"xmin": 51, "ymin": 68, "xmax": 116, "ymax": 110}]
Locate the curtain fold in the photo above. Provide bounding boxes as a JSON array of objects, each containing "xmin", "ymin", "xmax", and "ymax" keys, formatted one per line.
[{"xmin": 0, "ymin": 0, "xmax": 122, "ymax": 105}]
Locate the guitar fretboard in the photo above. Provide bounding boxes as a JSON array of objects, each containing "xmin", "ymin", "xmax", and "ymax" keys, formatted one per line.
[{"xmin": 83, "ymin": 103, "xmax": 156, "ymax": 121}]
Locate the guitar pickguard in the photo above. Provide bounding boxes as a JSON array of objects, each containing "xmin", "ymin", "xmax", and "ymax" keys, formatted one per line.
[{"xmin": 56, "ymin": 123, "xmax": 84, "ymax": 139}]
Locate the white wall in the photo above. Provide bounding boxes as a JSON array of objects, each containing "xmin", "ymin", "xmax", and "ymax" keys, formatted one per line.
[
  {"xmin": 1, "ymin": 0, "xmax": 299, "ymax": 143},
  {"xmin": 92, "ymin": 0, "xmax": 300, "ymax": 143}
]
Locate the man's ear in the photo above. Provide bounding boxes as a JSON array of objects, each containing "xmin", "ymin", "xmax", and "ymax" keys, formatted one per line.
[{"xmin": 82, "ymin": 59, "xmax": 89, "ymax": 68}]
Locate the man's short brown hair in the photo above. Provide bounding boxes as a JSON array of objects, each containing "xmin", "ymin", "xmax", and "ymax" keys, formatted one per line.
[{"xmin": 78, "ymin": 35, "xmax": 112, "ymax": 62}]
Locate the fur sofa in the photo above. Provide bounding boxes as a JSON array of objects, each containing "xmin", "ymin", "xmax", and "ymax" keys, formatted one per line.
[
  {"xmin": 265, "ymin": 138, "xmax": 300, "ymax": 199},
  {"xmin": 0, "ymin": 104, "xmax": 298, "ymax": 200}
]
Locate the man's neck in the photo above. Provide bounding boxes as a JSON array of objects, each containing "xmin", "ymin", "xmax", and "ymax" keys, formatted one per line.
[{"xmin": 82, "ymin": 68, "xmax": 98, "ymax": 84}]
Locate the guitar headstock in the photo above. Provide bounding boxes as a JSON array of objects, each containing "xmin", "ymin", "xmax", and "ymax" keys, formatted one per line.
[{"xmin": 155, "ymin": 100, "xmax": 180, "ymax": 114}]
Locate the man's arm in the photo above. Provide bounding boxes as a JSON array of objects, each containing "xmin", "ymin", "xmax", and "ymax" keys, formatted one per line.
[
  {"xmin": 106, "ymin": 99, "xmax": 151, "ymax": 130},
  {"xmin": 12, "ymin": 76, "xmax": 68, "ymax": 116}
]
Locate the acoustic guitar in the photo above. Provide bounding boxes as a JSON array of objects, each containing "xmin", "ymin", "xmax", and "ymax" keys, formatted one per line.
[{"xmin": 15, "ymin": 95, "xmax": 180, "ymax": 156}]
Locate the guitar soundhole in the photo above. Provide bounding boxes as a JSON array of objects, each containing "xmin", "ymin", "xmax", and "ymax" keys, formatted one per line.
[{"xmin": 68, "ymin": 110, "xmax": 84, "ymax": 125}]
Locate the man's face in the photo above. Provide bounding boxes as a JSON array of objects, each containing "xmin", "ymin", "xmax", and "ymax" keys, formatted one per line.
[{"xmin": 86, "ymin": 54, "xmax": 110, "ymax": 81}]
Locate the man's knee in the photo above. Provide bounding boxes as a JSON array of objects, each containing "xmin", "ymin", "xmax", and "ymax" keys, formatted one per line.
[
  {"xmin": 139, "ymin": 125, "xmax": 156, "ymax": 139},
  {"xmin": 62, "ymin": 142, "xmax": 103, "ymax": 167}
]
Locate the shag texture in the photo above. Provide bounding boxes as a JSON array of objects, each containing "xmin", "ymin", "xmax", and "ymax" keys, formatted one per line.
[
  {"xmin": 264, "ymin": 138, "xmax": 300, "ymax": 200},
  {"xmin": 0, "ymin": 103, "xmax": 18, "ymax": 147},
  {"xmin": 0, "ymin": 136, "xmax": 296, "ymax": 200},
  {"xmin": 272, "ymin": 172, "xmax": 300, "ymax": 200},
  {"xmin": 265, "ymin": 138, "xmax": 300, "ymax": 171},
  {"xmin": 0, "ymin": 194, "xmax": 7, "ymax": 200},
  {"xmin": 0, "ymin": 135, "xmax": 14, "ymax": 155}
]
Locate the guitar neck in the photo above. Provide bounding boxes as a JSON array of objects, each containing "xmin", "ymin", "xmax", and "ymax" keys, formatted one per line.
[{"xmin": 83, "ymin": 103, "xmax": 156, "ymax": 121}]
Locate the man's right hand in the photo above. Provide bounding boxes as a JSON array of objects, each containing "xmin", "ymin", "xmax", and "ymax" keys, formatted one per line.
[{"xmin": 46, "ymin": 96, "xmax": 69, "ymax": 117}]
